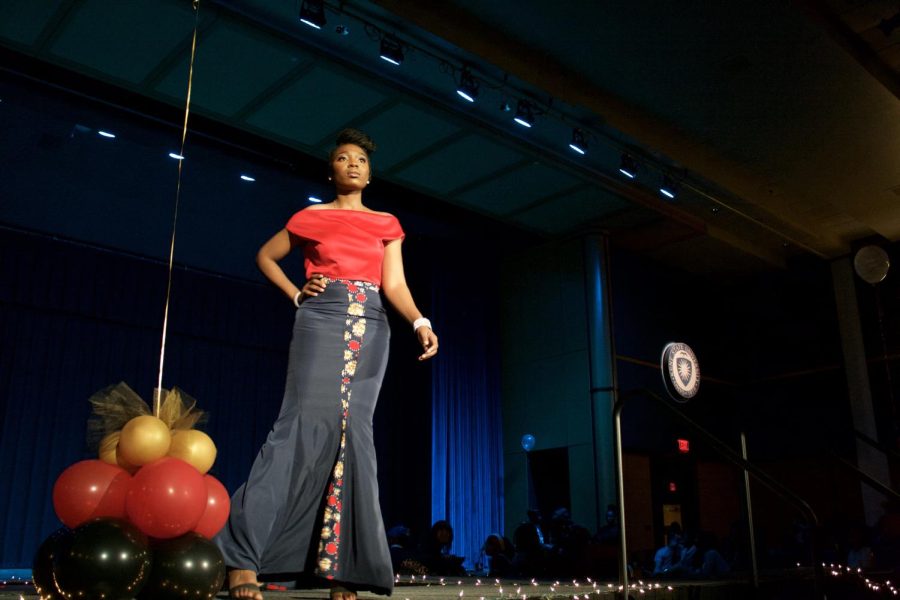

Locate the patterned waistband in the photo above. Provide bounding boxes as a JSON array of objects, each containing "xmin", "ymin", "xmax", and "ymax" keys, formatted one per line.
[{"xmin": 321, "ymin": 277, "xmax": 380, "ymax": 292}]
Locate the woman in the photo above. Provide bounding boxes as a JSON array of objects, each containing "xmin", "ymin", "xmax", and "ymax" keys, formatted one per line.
[{"xmin": 217, "ymin": 129, "xmax": 438, "ymax": 600}]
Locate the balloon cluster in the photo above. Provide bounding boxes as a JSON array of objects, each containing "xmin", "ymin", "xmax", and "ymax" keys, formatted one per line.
[{"xmin": 34, "ymin": 385, "xmax": 229, "ymax": 599}]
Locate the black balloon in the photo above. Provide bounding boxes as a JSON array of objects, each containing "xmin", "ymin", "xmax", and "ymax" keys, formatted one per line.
[
  {"xmin": 137, "ymin": 532, "xmax": 225, "ymax": 599},
  {"xmin": 53, "ymin": 517, "xmax": 151, "ymax": 599},
  {"xmin": 32, "ymin": 527, "xmax": 71, "ymax": 600}
]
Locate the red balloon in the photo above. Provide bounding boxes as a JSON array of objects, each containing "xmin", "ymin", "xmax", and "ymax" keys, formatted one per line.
[
  {"xmin": 52, "ymin": 460, "xmax": 131, "ymax": 528},
  {"xmin": 193, "ymin": 475, "xmax": 231, "ymax": 538},
  {"xmin": 126, "ymin": 457, "xmax": 207, "ymax": 539}
]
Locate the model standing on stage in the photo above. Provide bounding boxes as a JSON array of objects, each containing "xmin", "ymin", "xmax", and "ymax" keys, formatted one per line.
[{"xmin": 217, "ymin": 129, "xmax": 439, "ymax": 600}]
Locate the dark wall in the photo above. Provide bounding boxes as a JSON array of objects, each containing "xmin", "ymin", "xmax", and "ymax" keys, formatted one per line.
[{"xmin": 609, "ymin": 245, "xmax": 855, "ymax": 550}]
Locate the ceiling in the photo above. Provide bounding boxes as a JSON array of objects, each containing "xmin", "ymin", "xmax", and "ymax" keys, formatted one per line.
[{"xmin": 1, "ymin": 0, "xmax": 898, "ymax": 274}]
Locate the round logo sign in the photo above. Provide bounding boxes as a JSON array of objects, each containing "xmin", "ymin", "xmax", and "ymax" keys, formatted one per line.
[{"xmin": 661, "ymin": 342, "xmax": 700, "ymax": 402}]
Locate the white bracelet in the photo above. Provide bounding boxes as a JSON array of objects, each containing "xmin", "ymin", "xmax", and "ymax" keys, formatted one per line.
[
  {"xmin": 293, "ymin": 290, "xmax": 303, "ymax": 308},
  {"xmin": 413, "ymin": 317, "xmax": 432, "ymax": 332}
]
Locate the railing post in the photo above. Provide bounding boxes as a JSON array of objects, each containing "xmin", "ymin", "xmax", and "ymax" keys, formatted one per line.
[{"xmin": 740, "ymin": 431, "xmax": 759, "ymax": 591}]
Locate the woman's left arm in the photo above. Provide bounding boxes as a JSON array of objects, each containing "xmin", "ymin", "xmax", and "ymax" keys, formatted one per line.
[{"xmin": 382, "ymin": 239, "xmax": 439, "ymax": 361}]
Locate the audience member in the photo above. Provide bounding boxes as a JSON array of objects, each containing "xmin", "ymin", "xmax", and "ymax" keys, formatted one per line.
[
  {"xmin": 387, "ymin": 524, "xmax": 427, "ymax": 576},
  {"xmin": 482, "ymin": 533, "xmax": 516, "ymax": 578},
  {"xmin": 422, "ymin": 520, "xmax": 466, "ymax": 576},
  {"xmin": 692, "ymin": 531, "xmax": 731, "ymax": 578},
  {"xmin": 652, "ymin": 523, "xmax": 684, "ymax": 578},
  {"xmin": 846, "ymin": 522, "xmax": 874, "ymax": 570},
  {"xmin": 595, "ymin": 504, "xmax": 620, "ymax": 545},
  {"xmin": 513, "ymin": 519, "xmax": 550, "ymax": 578}
]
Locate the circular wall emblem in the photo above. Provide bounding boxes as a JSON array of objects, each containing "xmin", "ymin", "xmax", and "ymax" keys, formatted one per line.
[{"xmin": 661, "ymin": 342, "xmax": 700, "ymax": 402}]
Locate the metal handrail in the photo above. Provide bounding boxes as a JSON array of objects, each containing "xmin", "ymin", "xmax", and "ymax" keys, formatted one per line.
[
  {"xmin": 832, "ymin": 454, "xmax": 900, "ymax": 502},
  {"xmin": 854, "ymin": 428, "xmax": 900, "ymax": 464},
  {"xmin": 613, "ymin": 388, "xmax": 825, "ymax": 599}
]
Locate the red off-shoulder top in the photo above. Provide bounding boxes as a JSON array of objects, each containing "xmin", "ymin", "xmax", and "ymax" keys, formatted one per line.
[{"xmin": 285, "ymin": 208, "xmax": 405, "ymax": 286}]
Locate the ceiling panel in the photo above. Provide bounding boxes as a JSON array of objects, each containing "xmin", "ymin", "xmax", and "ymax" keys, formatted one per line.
[
  {"xmin": 354, "ymin": 104, "xmax": 461, "ymax": 172},
  {"xmin": 453, "ymin": 162, "xmax": 582, "ymax": 215},
  {"xmin": 243, "ymin": 65, "xmax": 387, "ymax": 146},
  {"xmin": 154, "ymin": 19, "xmax": 303, "ymax": 117},
  {"xmin": 392, "ymin": 134, "xmax": 524, "ymax": 195},
  {"xmin": 511, "ymin": 186, "xmax": 631, "ymax": 234},
  {"xmin": 47, "ymin": 0, "xmax": 196, "ymax": 84},
  {"xmin": 0, "ymin": 0, "xmax": 66, "ymax": 46}
]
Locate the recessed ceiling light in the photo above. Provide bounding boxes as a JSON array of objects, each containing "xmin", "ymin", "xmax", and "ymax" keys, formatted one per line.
[
  {"xmin": 618, "ymin": 154, "xmax": 637, "ymax": 179},
  {"xmin": 379, "ymin": 35, "xmax": 404, "ymax": 66},
  {"xmin": 456, "ymin": 68, "xmax": 479, "ymax": 103},
  {"xmin": 568, "ymin": 129, "xmax": 587, "ymax": 155},
  {"xmin": 513, "ymin": 100, "xmax": 534, "ymax": 128},
  {"xmin": 659, "ymin": 175, "xmax": 677, "ymax": 199},
  {"xmin": 299, "ymin": 0, "xmax": 326, "ymax": 29}
]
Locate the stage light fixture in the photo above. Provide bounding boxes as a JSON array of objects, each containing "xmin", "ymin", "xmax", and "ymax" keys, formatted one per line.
[
  {"xmin": 97, "ymin": 130, "xmax": 116, "ymax": 139},
  {"xmin": 659, "ymin": 175, "xmax": 678, "ymax": 199},
  {"xmin": 499, "ymin": 100, "xmax": 511, "ymax": 112},
  {"xmin": 169, "ymin": 152, "xmax": 185, "ymax": 160},
  {"xmin": 618, "ymin": 154, "xmax": 637, "ymax": 179},
  {"xmin": 513, "ymin": 100, "xmax": 534, "ymax": 128},
  {"xmin": 456, "ymin": 68, "xmax": 479, "ymax": 103},
  {"xmin": 299, "ymin": 0, "xmax": 326, "ymax": 29},
  {"xmin": 240, "ymin": 174, "xmax": 256, "ymax": 182},
  {"xmin": 568, "ymin": 129, "xmax": 587, "ymax": 155},
  {"xmin": 308, "ymin": 195, "xmax": 323, "ymax": 203},
  {"xmin": 379, "ymin": 35, "xmax": 404, "ymax": 66}
]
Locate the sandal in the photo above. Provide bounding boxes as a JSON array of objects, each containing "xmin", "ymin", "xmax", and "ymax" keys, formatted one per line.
[{"xmin": 229, "ymin": 582, "xmax": 263, "ymax": 599}]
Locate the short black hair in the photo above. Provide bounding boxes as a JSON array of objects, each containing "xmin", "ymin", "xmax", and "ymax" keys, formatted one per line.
[{"xmin": 332, "ymin": 128, "xmax": 376, "ymax": 156}]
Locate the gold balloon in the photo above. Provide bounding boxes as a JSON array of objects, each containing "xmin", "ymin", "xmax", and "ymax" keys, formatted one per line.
[
  {"xmin": 168, "ymin": 429, "xmax": 217, "ymax": 474},
  {"xmin": 118, "ymin": 415, "xmax": 171, "ymax": 466}
]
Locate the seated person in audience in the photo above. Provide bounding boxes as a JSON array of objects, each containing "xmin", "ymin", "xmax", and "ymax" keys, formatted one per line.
[
  {"xmin": 691, "ymin": 531, "xmax": 731, "ymax": 578},
  {"xmin": 387, "ymin": 524, "xmax": 427, "ymax": 576},
  {"xmin": 595, "ymin": 504, "xmax": 620, "ymax": 545},
  {"xmin": 422, "ymin": 520, "xmax": 466, "ymax": 576},
  {"xmin": 653, "ymin": 524, "xmax": 684, "ymax": 578},
  {"xmin": 482, "ymin": 533, "xmax": 516, "ymax": 578},
  {"xmin": 512, "ymin": 520, "xmax": 550, "ymax": 579}
]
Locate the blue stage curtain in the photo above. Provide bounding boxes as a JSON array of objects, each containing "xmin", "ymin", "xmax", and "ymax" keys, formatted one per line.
[
  {"xmin": 0, "ymin": 228, "xmax": 290, "ymax": 567},
  {"xmin": 430, "ymin": 266, "xmax": 504, "ymax": 570}
]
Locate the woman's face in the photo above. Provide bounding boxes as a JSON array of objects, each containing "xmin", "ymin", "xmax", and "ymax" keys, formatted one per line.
[{"xmin": 331, "ymin": 143, "xmax": 370, "ymax": 192}]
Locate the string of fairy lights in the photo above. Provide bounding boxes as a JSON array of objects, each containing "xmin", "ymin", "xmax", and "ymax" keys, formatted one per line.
[
  {"xmin": 2, "ymin": 560, "xmax": 898, "ymax": 596},
  {"xmin": 384, "ymin": 565, "xmax": 900, "ymax": 598}
]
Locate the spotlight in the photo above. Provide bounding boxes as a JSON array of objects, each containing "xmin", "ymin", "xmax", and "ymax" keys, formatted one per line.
[
  {"xmin": 568, "ymin": 129, "xmax": 587, "ymax": 155},
  {"xmin": 299, "ymin": 0, "xmax": 326, "ymax": 29},
  {"xmin": 456, "ymin": 67, "xmax": 479, "ymax": 103},
  {"xmin": 308, "ymin": 195, "xmax": 323, "ymax": 203},
  {"xmin": 97, "ymin": 130, "xmax": 116, "ymax": 138},
  {"xmin": 618, "ymin": 154, "xmax": 637, "ymax": 179},
  {"xmin": 513, "ymin": 100, "xmax": 534, "ymax": 128},
  {"xmin": 169, "ymin": 152, "xmax": 185, "ymax": 160},
  {"xmin": 240, "ymin": 174, "xmax": 256, "ymax": 182},
  {"xmin": 379, "ymin": 35, "xmax": 404, "ymax": 66},
  {"xmin": 659, "ymin": 175, "xmax": 678, "ymax": 199}
]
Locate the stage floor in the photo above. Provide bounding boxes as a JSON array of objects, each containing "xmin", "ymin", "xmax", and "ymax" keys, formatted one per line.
[{"xmin": 0, "ymin": 576, "xmax": 758, "ymax": 599}]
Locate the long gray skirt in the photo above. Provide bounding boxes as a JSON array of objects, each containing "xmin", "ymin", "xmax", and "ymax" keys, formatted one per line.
[{"xmin": 216, "ymin": 278, "xmax": 394, "ymax": 595}]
